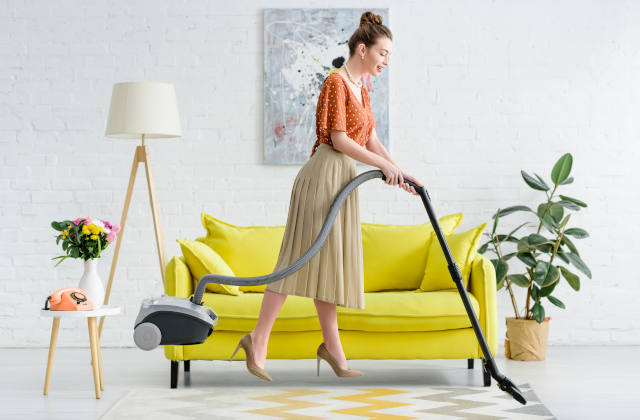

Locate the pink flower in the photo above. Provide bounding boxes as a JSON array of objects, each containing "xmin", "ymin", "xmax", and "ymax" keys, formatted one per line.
[
  {"xmin": 111, "ymin": 224, "xmax": 121, "ymax": 234},
  {"xmin": 107, "ymin": 232, "xmax": 117, "ymax": 242},
  {"xmin": 73, "ymin": 217, "xmax": 92, "ymax": 226}
]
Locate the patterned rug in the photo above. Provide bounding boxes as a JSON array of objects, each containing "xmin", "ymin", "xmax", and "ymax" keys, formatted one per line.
[{"xmin": 101, "ymin": 383, "xmax": 555, "ymax": 419}]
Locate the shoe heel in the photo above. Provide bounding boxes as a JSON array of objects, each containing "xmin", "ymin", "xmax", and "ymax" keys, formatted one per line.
[
  {"xmin": 317, "ymin": 355, "xmax": 321, "ymax": 376},
  {"xmin": 229, "ymin": 341, "xmax": 242, "ymax": 361}
]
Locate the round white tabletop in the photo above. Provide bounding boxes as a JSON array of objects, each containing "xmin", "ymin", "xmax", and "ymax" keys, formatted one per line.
[{"xmin": 40, "ymin": 304, "xmax": 121, "ymax": 318}]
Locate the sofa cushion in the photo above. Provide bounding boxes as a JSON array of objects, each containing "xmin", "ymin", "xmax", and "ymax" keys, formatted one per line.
[
  {"xmin": 177, "ymin": 239, "xmax": 242, "ymax": 296},
  {"xmin": 362, "ymin": 213, "xmax": 463, "ymax": 292},
  {"xmin": 196, "ymin": 213, "xmax": 285, "ymax": 293},
  {"xmin": 419, "ymin": 223, "xmax": 488, "ymax": 292},
  {"xmin": 202, "ymin": 290, "xmax": 479, "ymax": 333}
]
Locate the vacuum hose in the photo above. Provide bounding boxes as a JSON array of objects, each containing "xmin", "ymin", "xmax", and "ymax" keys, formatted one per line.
[{"xmin": 191, "ymin": 169, "xmax": 422, "ymax": 306}]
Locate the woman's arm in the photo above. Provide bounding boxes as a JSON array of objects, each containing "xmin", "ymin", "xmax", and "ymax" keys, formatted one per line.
[
  {"xmin": 330, "ymin": 130, "xmax": 389, "ymax": 169},
  {"xmin": 365, "ymin": 127, "xmax": 399, "ymax": 167}
]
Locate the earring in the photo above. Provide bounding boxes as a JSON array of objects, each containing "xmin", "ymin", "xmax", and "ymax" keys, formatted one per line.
[{"xmin": 361, "ymin": 55, "xmax": 364, "ymax": 60}]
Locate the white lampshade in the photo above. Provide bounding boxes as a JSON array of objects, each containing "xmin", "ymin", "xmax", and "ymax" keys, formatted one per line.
[{"xmin": 105, "ymin": 82, "xmax": 182, "ymax": 139}]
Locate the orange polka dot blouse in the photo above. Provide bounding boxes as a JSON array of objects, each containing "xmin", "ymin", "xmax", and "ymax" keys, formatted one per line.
[{"xmin": 310, "ymin": 71, "xmax": 375, "ymax": 158}]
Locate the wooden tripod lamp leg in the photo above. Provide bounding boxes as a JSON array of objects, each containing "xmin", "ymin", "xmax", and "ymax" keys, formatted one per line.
[
  {"xmin": 98, "ymin": 144, "xmax": 167, "ymax": 338},
  {"xmin": 142, "ymin": 145, "xmax": 168, "ymax": 281}
]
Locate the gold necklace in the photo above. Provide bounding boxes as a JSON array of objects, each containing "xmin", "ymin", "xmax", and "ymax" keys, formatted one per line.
[{"xmin": 342, "ymin": 63, "xmax": 362, "ymax": 88}]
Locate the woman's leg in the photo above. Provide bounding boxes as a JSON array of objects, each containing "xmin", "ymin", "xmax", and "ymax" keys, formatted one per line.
[
  {"xmin": 249, "ymin": 289, "xmax": 287, "ymax": 368},
  {"xmin": 314, "ymin": 298, "xmax": 348, "ymax": 370}
]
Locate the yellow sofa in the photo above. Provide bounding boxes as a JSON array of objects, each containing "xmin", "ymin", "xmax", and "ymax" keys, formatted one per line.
[{"xmin": 162, "ymin": 213, "xmax": 498, "ymax": 388}]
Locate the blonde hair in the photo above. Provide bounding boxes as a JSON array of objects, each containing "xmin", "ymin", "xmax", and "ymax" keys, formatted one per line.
[{"xmin": 347, "ymin": 11, "xmax": 393, "ymax": 58}]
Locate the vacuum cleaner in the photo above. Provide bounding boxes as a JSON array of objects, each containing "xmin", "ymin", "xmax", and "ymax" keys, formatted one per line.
[{"xmin": 133, "ymin": 169, "xmax": 527, "ymax": 405}]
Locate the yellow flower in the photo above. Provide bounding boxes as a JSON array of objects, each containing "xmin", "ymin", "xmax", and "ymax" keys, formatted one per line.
[
  {"xmin": 90, "ymin": 234, "xmax": 98, "ymax": 240},
  {"xmin": 82, "ymin": 225, "xmax": 91, "ymax": 235},
  {"xmin": 62, "ymin": 230, "xmax": 68, "ymax": 238},
  {"xmin": 89, "ymin": 224, "xmax": 103, "ymax": 235}
]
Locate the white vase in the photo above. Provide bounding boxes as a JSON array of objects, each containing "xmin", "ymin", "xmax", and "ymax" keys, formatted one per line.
[{"xmin": 78, "ymin": 258, "xmax": 104, "ymax": 309}]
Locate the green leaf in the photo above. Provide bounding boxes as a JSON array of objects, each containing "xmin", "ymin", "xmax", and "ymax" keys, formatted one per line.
[
  {"xmin": 522, "ymin": 170, "xmax": 549, "ymax": 191},
  {"xmin": 533, "ymin": 173, "xmax": 550, "ymax": 190},
  {"xmin": 531, "ymin": 284, "xmax": 541, "ymax": 301},
  {"xmin": 559, "ymin": 194, "xmax": 587, "ymax": 208},
  {"xmin": 560, "ymin": 266, "xmax": 581, "ymax": 291},
  {"xmin": 532, "ymin": 302, "xmax": 546, "ymax": 323},
  {"xmin": 560, "ymin": 176, "xmax": 574, "ymax": 185},
  {"xmin": 556, "ymin": 200, "xmax": 582, "ymax": 211},
  {"xmin": 496, "ymin": 276, "xmax": 505, "ymax": 290},
  {"xmin": 542, "ymin": 265, "xmax": 560, "ymax": 287},
  {"xmin": 534, "ymin": 261, "xmax": 549, "ymax": 286},
  {"xmin": 517, "ymin": 237, "xmax": 535, "ymax": 253},
  {"xmin": 517, "ymin": 252, "xmax": 537, "ymax": 268},
  {"xmin": 492, "ymin": 205, "xmax": 535, "ymax": 218},
  {"xmin": 555, "ymin": 248, "xmax": 570, "ymax": 264},
  {"xmin": 478, "ymin": 242, "xmax": 489, "ymax": 254},
  {"xmin": 491, "ymin": 208, "xmax": 500, "ymax": 236},
  {"xmin": 491, "ymin": 258, "xmax": 509, "ymax": 283},
  {"xmin": 564, "ymin": 228, "xmax": 589, "ymax": 239},
  {"xmin": 51, "ymin": 221, "xmax": 65, "ymax": 231},
  {"xmin": 547, "ymin": 295, "xmax": 565, "ymax": 309},
  {"xmin": 566, "ymin": 252, "xmax": 592, "ymax": 279},
  {"xmin": 549, "ymin": 203, "xmax": 564, "ymax": 223},
  {"xmin": 558, "ymin": 214, "xmax": 571, "ymax": 230},
  {"xmin": 561, "ymin": 235, "xmax": 580, "ymax": 256},
  {"xmin": 540, "ymin": 276, "xmax": 559, "ymax": 297},
  {"xmin": 71, "ymin": 247, "xmax": 79, "ymax": 258},
  {"xmin": 551, "ymin": 153, "xmax": 573, "ymax": 185},
  {"xmin": 527, "ymin": 234, "xmax": 548, "ymax": 246},
  {"xmin": 508, "ymin": 274, "xmax": 530, "ymax": 287}
]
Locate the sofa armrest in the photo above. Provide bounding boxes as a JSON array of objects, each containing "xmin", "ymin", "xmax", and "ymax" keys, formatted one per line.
[
  {"xmin": 469, "ymin": 254, "xmax": 498, "ymax": 357},
  {"xmin": 164, "ymin": 256, "xmax": 194, "ymax": 298}
]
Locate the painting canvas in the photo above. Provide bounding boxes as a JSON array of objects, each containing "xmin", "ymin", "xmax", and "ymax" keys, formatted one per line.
[{"xmin": 264, "ymin": 8, "xmax": 390, "ymax": 164}]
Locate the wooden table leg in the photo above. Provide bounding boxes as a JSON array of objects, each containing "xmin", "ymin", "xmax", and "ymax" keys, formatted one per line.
[
  {"xmin": 96, "ymin": 330, "xmax": 104, "ymax": 391},
  {"xmin": 87, "ymin": 317, "xmax": 101, "ymax": 399},
  {"xmin": 43, "ymin": 317, "xmax": 60, "ymax": 395}
]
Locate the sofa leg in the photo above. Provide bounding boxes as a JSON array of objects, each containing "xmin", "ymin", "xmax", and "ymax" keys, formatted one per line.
[
  {"xmin": 481, "ymin": 359, "xmax": 491, "ymax": 387},
  {"xmin": 467, "ymin": 358, "xmax": 474, "ymax": 369},
  {"xmin": 171, "ymin": 361, "xmax": 179, "ymax": 389},
  {"xmin": 184, "ymin": 360, "xmax": 190, "ymax": 372}
]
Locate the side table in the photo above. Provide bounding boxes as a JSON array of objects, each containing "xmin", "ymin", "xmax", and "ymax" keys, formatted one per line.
[{"xmin": 40, "ymin": 305, "xmax": 121, "ymax": 399}]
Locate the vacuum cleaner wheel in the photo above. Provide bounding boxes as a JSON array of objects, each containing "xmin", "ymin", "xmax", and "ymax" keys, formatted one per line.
[{"xmin": 134, "ymin": 322, "xmax": 162, "ymax": 351}]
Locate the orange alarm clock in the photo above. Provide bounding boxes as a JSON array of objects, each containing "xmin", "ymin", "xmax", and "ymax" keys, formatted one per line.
[{"xmin": 44, "ymin": 287, "xmax": 94, "ymax": 311}]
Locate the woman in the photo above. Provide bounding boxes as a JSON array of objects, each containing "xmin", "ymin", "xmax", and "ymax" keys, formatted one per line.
[{"xmin": 230, "ymin": 11, "xmax": 423, "ymax": 381}]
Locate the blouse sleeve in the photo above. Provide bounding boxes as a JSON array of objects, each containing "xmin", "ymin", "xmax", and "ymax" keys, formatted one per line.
[{"xmin": 316, "ymin": 75, "xmax": 347, "ymax": 140}]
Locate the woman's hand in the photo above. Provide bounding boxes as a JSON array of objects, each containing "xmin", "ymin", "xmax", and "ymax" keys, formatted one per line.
[
  {"xmin": 400, "ymin": 172, "xmax": 423, "ymax": 196},
  {"xmin": 381, "ymin": 162, "xmax": 404, "ymax": 187},
  {"xmin": 381, "ymin": 163, "xmax": 423, "ymax": 196}
]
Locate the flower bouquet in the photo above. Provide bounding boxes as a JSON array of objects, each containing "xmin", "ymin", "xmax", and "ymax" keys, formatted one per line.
[{"xmin": 51, "ymin": 217, "xmax": 121, "ymax": 308}]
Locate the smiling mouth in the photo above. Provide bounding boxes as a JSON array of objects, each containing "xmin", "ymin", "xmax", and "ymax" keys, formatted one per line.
[{"xmin": 377, "ymin": 65, "xmax": 384, "ymax": 71}]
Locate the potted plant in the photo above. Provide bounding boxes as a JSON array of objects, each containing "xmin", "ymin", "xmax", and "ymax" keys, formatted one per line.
[
  {"xmin": 478, "ymin": 153, "xmax": 590, "ymax": 361},
  {"xmin": 51, "ymin": 217, "xmax": 120, "ymax": 308}
]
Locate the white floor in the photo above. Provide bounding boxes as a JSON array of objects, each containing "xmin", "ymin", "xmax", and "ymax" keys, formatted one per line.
[{"xmin": 0, "ymin": 345, "xmax": 638, "ymax": 420}]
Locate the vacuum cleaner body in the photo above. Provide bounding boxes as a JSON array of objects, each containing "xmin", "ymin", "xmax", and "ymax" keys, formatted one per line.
[{"xmin": 133, "ymin": 294, "xmax": 217, "ymax": 351}]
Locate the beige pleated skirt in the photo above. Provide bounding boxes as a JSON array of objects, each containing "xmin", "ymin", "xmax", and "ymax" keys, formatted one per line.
[{"xmin": 265, "ymin": 143, "xmax": 365, "ymax": 309}]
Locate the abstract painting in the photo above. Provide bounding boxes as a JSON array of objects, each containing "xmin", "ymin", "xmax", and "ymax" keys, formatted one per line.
[{"xmin": 264, "ymin": 8, "xmax": 390, "ymax": 164}]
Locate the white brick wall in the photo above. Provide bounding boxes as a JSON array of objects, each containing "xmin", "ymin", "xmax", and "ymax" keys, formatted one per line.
[{"xmin": 2, "ymin": 0, "xmax": 639, "ymax": 348}]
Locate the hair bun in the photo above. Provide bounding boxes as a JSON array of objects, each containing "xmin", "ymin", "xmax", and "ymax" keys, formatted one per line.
[{"xmin": 360, "ymin": 11, "xmax": 383, "ymax": 26}]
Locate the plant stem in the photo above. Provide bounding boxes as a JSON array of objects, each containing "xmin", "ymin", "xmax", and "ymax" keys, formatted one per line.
[{"xmin": 491, "ymin": 231, "xmax": 521, "ymax": 319}]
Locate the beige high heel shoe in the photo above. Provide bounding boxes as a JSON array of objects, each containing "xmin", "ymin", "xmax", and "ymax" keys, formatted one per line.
[
  {"xmin": 316, "ymin": 342, "xmax": 363, "ymax": 377},
  {"xmin": 229, "ymin": 333, "xmax": 272, "ymax": 381}
]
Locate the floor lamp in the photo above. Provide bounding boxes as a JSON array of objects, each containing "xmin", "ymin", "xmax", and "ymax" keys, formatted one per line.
[{"xmin": 99, "ymin": 82, "xmax": 182, "ymax": 337}]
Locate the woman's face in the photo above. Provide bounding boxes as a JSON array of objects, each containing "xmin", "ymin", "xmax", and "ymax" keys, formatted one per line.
[{"xmin": 360, "ymin": 38, "xmax": 392, "ymax": 76}]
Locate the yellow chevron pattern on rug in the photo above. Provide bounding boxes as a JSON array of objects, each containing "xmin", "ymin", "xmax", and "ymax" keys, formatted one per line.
[
  {"xmin": 247, "ymin": 388, "xmax": 330, "ymax": 419},
  {"xmin": 330, "ymin": 388, "xmax": 413, "ymax": 419}
]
